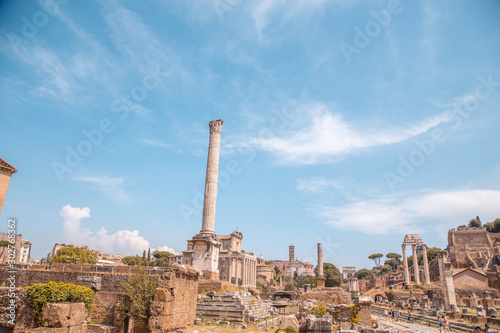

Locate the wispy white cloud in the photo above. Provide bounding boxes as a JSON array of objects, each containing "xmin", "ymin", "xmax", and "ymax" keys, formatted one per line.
[
  {"xmin": 250, "ymin": 0, "xmax": 334, "ymax": 39},
  {"xmin": 74, "ymin": 175, "xmax": 131, "ymax": 202},
  {"xmin": 317, "ymin": 189, "xmax": 500, "ymax": 236},
  {"xmin": 104, "ymin": 4, "xmax": 181, "ymax": 75},
  {"xmin": 296, "ymin": 176, "xmax": 343, "ymax": 193},
  {"xmin": 60, "ymin": 204, "xmax": 178, "ymax": 255},
  {"xmin": 137, "ymin": 138, "xmax": 171, "ymax": 148},
  {"xmin": 247, "ymin": 103, "xmax": 452, "ymax": 164}
]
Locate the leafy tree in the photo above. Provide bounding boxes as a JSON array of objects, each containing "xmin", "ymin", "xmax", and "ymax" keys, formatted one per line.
[
  {"xmin": 153, "ymin": 251, "xmax": 173, "ymax": 259},
  {"xmin": 384, "ymin": 259, "xmax": 400, "ymax": 271},
  {"xmin": 407, "ymin": 246, "xmax": 441, "ymax": 267},
  {"xmin": 380, "ymin": 264, "xmax": 392, "ymax": 274},
  {"xmin": 354, "ymin": 268, "xmax": 373, "ymax": 280},
  {"xmin": 121, "ymin": 268, "xmax": 158, "ymax": 322},
  {"xmin": 368, "ymin": 253, "xmax": 384, "ymax": 268},
  {"xmin": 274, "ymin": 266, "xmax": 281, "ymax": 276},
  {"xmin": 0, "ymin": 240, "xmax": 11, "ymax": 247},
  {"xmin": 48, "ymin": 245, "xmax": 97, "ymax": 265},
  {"xmin": 142, "ymin": 250, "xmax": 146, "ymax": 259},
  {"xmin": 122, "ymin": 255, "xmax": 148, "ymax": 266},
  {"xmin": 426, "ymin": 247, "xmax": 441, "ymax": 263},
  {"xmin": 256, "ymin": 281, "xmax": 268, "ymax": 293},
  {"xmin": 147, "ymin": 248, "xmax": 151, "ymax": 263},
  {"xmin": 315, "ymin": 263, "xmax": 342, "ymax": 287},
  {"xmin": 384, "ymin": 253, "xmax": 402, "ymax": 271},
  {"xmin": 284, "ymin": 282, "xmax": 296, "ymax": 291},
  {"xmin": 294, "ymin": 274, "xmax": 317, "ymax": 288},
  {"xmin": 484, "ymin": 218, "xmax": 500, "ymax": 233},
  {"xmin": 386, "ymin": 253, "xmax": 401, "ymax": 261},
  {"xmin": 150, "ymin": 251, "xmax": 173, "ymax": 267},
  {"xmin": 151, "ymin": 258, "xmax": 170, "ymax": 267},
  {"xmin": 468, "ymin": 217, "xmax": 482, "ymax": 228}
]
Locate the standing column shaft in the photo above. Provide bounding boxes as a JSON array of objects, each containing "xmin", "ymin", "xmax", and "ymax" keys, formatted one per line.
[
  {"xmin": 317, "ymin": 243, "xmax": 324, "ymax": 276},
  {"xmin": 412, "ymin": 245, "xmax": 420, "ymax": 284},
  {"xmin": 243, "ymin": 259, "xmax": 246, "ymax": 285},
  {"xmin": 252, "ymin": 261, "xmax": 255, "ymax": 286},
  {"xmin": 200, "ymin": 119, "xmax": 223, "ymax": 234},
  {"xmin": 422, "ymin": 244, "xmax": 430, "ymax": 283},
  {"xmin": 402, "ymin": 244, "xmax": 410, "ymax": 286}
]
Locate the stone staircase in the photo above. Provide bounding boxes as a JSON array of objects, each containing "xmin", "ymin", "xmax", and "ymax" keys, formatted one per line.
[{"xmin": 197, "ymin": 291, "xmax": 274, "ymax": 324}]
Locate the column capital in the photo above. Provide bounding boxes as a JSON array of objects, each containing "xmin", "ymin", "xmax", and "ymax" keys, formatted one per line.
[{"xmin": 209, "ymin": 119, "xmax": 223, "ymax": 133}]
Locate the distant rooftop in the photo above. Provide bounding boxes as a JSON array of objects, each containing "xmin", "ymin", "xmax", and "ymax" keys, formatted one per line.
[{"xmin": 0, "ymin": 158, "xmax": 17, "ymax": 174}]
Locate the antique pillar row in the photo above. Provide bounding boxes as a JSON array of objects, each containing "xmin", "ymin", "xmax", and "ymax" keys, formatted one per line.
[
  {"xmin": 402, "ymin": 244, "xmax": 410, "ymax": 286},
  {"xmin": 422, "ymin": 244, "xmax": 430, "ymax": 283},
  {"xmin": 412, "ymin": 244, "xmax": 420, "ymax": 284}
]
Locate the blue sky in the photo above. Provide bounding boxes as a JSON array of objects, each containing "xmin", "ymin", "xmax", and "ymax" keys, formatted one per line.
[{"xmin": 1, "ymin": 0, "xmax": 499, "ymax": 271}]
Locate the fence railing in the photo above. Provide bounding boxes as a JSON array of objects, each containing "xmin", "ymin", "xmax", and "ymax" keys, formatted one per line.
[{"xmin": 372, "ymin": 305, "xmax": 499, "ymax": 333}]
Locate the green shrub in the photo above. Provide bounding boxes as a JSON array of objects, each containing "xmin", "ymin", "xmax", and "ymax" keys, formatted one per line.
[
  {"xmin": 256, "ymin": 281, "xmax": 268, "ymax": 293},
  {"xmin": 278, "ymin": 325, "xmax": 299, "ymax": 333},
  {"xmin": 308, "ymin": 301, "xmax": 327, "ymax": 317},
  {"xmin": 120, "ymin": 268, "xmax": 158, "ymax": 322},
  {"xmin": 351, "ymin": 304, "xmax": 360, "ymax": 323},
  {"xmin": 27, "ymin": 282, "xmax": 94, "ymax": 326}
]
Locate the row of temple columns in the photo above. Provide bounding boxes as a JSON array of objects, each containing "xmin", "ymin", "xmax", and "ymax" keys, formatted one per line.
[
  {"xmin": 230, "ymin": 257, "xmax": 256, "ymax": 286},
  {"xmin": 402, "ymin": 243, "xmax": 430, "ymax": 285},
  {"xmin": 242, "ymin": 257, "xmax": 256, "ymax": 286}
]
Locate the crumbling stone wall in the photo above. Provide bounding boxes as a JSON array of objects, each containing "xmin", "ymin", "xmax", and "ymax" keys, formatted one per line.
[
  {"xmin": 1, "ymin": 265, "xmax": 199, "ymax": 332},
  {"xmin": 0, "ymin": 287, "xmax": 35, "ymax": 331},
  {"xmin": 148, "ymin": 269, "xmax": 198, "ymax": 332},
  {"xmin": 299, "ymin": 288, "xmax": 352, "ymax": 305},
  {"xmin": 90, "ymin": 292, "xmax": 125, "ymax": 326},
  {"xmin": 0, "ymin": 268, "xmax": 131, "ymax": 292}
]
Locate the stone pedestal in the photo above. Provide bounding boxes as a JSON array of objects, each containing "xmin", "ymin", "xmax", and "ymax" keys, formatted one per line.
[
  {"xmin": 192, "ymin": 233, "xmax": 221, "ymax": 279},
  {"xmin": 316, "ymin": 276, "xmax": 326, "ymax": 288}
]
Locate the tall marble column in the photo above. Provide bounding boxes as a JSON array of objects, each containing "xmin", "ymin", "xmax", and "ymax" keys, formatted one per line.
[
  {"xmin": 316, "ymin": 243, "xmax": 326, "ymax": 288},
  {"xmin": 422, "ymin": 244, "xmax": 430, "ymax": 283},
  {"xmin": 317, "ymin": 243, "xmax": 324, "ymax": 276},
  {"xmin": 191, "ymin": 119, "xmax": 223, "ymax": 280},
  {"xmin": 402, "ymin": 244, "xmax": 410, "ymax": 286},
  {"xmin": 412, "ymin": 245, "xmax": 420, "ymax": 284},
  {"xmin": 200, "ymin": 119, "xmax": 223, "ymax": 234}
]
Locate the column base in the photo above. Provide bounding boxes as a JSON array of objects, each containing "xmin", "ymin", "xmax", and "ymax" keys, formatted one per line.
[
  {"xmin": 201, "ymin": 270, "xmax": 220, "ymax": 281},
  {"xmin": 316, "ymin": 276, "xmax": 326, "ymax": 288},
  {"xmin": 191, "ymin": 232, "xmax": 221, "ymax": 277}
]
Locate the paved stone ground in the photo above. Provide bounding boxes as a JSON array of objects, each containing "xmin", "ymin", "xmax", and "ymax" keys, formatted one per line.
[{"xmin": 375, "ymin": 316, "xmax": 448, "ymax": 333}]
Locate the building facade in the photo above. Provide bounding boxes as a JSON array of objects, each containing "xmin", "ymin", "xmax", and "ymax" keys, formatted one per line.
[
  {"xmin": 0, "ymin": 158, "xmax": 17, "ymax": 215},
  {"xmin": 182, "ymin": 230, "xmax": 257, "ymax": 287},
  {"xmin": 0, "ymin": 233, "xmax": 31, "ymax": 265}
]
